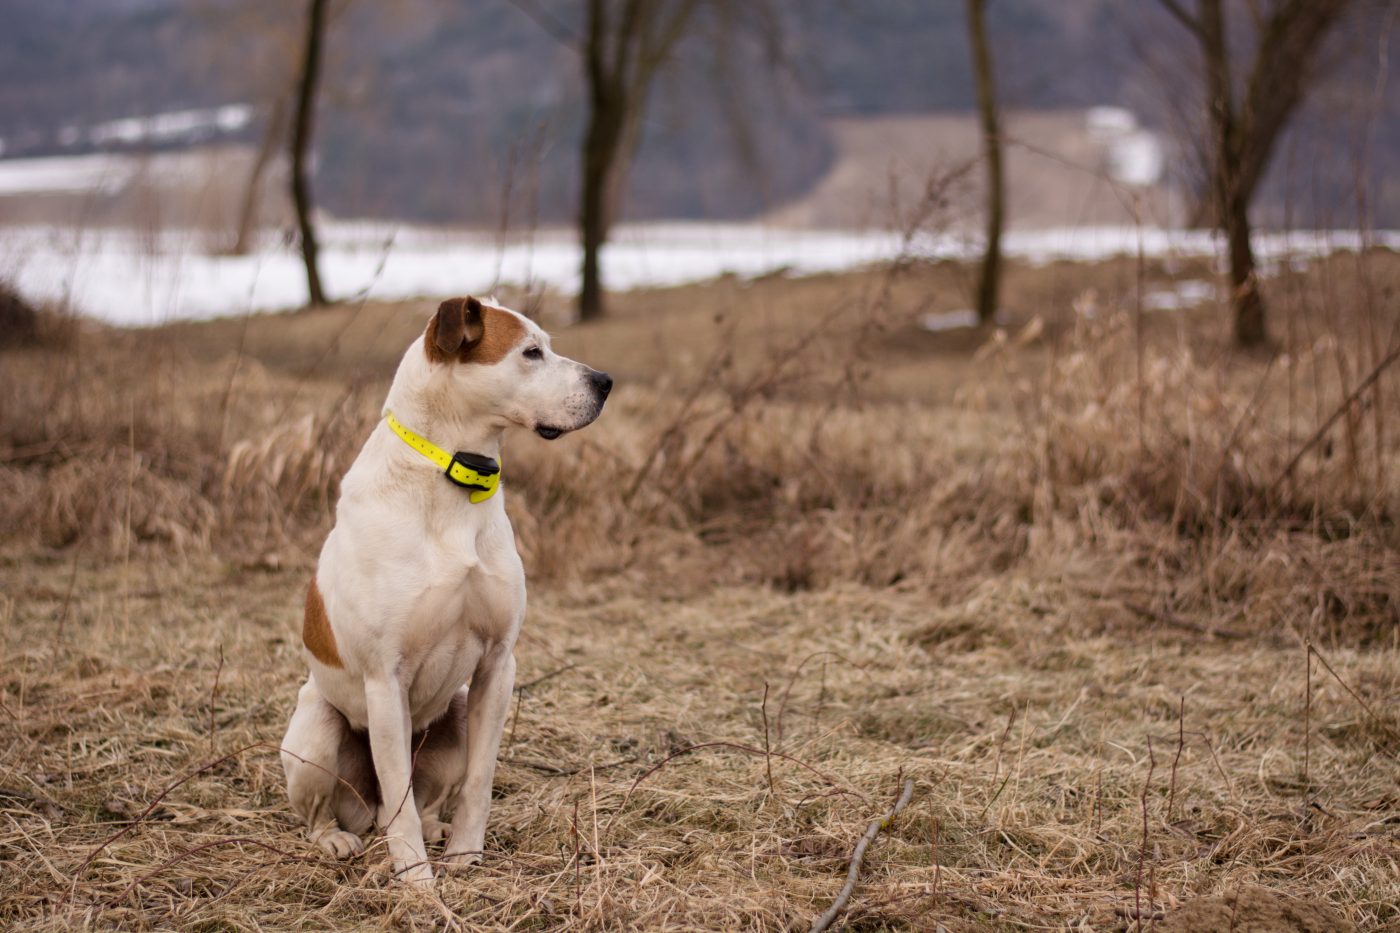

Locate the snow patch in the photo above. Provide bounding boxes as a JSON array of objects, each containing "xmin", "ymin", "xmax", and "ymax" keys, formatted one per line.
[
  {"xmin": 1143, "ymin": 279, "xmax": 1215, "ymax": 311},
  {"xmin": 87, "ymin": 105, "xmax": 253, "ymax": 147},
  {"xmin": 0, "ymin": 153, "xmax": 135, "ymax": 195},
  {"xmin": 918, "ymin": 309, "xmax": 980, "ymax": 332},
  {"xmin": 1, "ymin": 221, "xmax": 1396, "ymax": 327}
]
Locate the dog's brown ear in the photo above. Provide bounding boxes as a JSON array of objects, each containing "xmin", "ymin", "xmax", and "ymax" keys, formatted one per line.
[{"xmin": 427, "ymin": 297, "xmax": 485, "ymax": 361}]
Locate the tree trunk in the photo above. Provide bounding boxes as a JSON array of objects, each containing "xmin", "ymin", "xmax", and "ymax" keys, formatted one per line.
[
  {"xmin": 578, "ymin": 107, "xmax": 620, "ymax": 322},
  {"xmin": 232, "ymin": 96, "xmax": 286, "ymax": 256},
  {"xmin": 572, "ymin": 0, "xmax": 707, "ymax": 321},
  {"xmin": 1225, "ymin": 189, "xmax": 1266, "ymax": 346},
  {"xmin": 966, "ymin": 0, "xmax": 1002, "ymax": 326},
  {"xmin": 1158, "ymin": 0, "xmax": 1352, "ymax": 347},
  {"xmin": 578, "ymin": 0, "xmax": 628, "ymax": 322},
  {"xmin": 1198, "ymin": 0, "xmax": 1266, "ymax": 347},
  {"xmin": 291, "ymin": 0, "xmax": 328, "ymax": 308}
]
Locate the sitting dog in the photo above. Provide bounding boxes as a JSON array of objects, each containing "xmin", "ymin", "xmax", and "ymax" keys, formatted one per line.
[{"xmin": 281, "ymin": 296, "xmax": 611, "ymax": 884}]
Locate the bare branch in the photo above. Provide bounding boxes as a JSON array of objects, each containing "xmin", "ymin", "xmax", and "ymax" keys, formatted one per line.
[
  {"xmin": 637, "ymin": 0, "xmax": 701, "ymax": 83},
  {"xmin": 809, "ymin": 779, "xmax": 916, "ymax": 933},
  {"xmin": 1156, "ymin": 0, "xmax": 1206, "ymax": 40},
  {"xmin": 1234, "ymin": 0, "xmax": 1351, "ymax": 205},
  {"xmin": 1124, "ymin": 602, "xmax": 1249, "ymax": 640},
  {"xmin": 1272, "ymin": 341, "xmax": 1400, "ymax": 489},
  {"xmin": 505, "ymin": 0, "xmax": 579, "ymax": 47}
]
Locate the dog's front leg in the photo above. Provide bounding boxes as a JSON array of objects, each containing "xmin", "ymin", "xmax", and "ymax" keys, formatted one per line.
[
  {"xmin": 443, "ymin": 648, "xmax": 516, "ymax": 866},
  {"xmin": 364, "ymin": 675, "xmax": 434, "ymax": 885}
]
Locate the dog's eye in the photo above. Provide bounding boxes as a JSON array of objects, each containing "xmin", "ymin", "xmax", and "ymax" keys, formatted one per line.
[{"xmin": 523, "ymin": 347, "xmax": 543, "ymax": 361}]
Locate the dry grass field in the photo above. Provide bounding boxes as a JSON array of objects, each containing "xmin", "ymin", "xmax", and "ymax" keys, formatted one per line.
[{"xmin": 1, "ymin": 251, "xmax": 1398, "ymax": 930}]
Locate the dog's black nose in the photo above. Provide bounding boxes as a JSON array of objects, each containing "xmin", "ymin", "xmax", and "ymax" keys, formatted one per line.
[{"xmin": 591, "ymin": 370, "xmax": 613, "ymax": 399}]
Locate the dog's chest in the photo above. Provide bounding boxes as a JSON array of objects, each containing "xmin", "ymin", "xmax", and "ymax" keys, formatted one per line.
[
  {"xmin": 405, "ymin": 560, "xmax": 520, "ymax": 657},
  {"xmin": 396, "ymin": 534, "xmax": 524, "ymax": 719}
]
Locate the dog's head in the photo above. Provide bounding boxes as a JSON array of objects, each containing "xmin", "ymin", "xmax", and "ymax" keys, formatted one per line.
[{"xmin": 424, "ymin": 296, "xmax": 611, "ymax": 439}]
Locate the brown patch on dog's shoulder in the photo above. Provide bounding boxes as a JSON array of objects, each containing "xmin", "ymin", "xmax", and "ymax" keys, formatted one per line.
[
  {"xmin": 424, "ymin": 296, "xmax": 527, "ymax": 365},
  {"xmin": 303, "ymin": 579, "xmax": 343, "ymax": 668}
]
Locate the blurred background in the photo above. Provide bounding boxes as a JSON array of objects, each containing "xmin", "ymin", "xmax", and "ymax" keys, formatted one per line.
[
  {"xmin": 1, "ymin": 0, "xmax": 1397, "ymax": 322},
  {"xmin": 2, "ymin": 3, "xmax": 1398, "ymax": 930}
]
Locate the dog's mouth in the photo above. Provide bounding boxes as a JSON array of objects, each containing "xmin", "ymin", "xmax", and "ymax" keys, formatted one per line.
[{"xmin": 535, "ymin": 425, "xmax": 565, "ymax": 440}]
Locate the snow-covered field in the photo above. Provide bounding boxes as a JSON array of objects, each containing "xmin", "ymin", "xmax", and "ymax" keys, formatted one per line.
[{"xmin": 2, "ymin": 220, "xmax": 1396, "ymax": 326}]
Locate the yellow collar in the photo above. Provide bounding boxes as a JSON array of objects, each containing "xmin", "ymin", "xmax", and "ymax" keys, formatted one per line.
[{"xmin": 384, "ymin": 410, "xmax": 501, "ymax": 504}]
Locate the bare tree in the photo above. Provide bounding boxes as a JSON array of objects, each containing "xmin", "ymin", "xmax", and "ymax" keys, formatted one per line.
[
  {"xmin": 233, "ymin": 97, "xmax": 287, "ymax": 256},
  {"xmin": 192, "ymin": 0, "xmax": 300, "ymax": 254},
  {"xmin": 1157, "ymin": 0, "xmax": 1352, "ymax": 347},
  {"xmin": 509, "ymin": 0, "xmax": 780, "ymax": 319},
  {"xmin": 291, "ymin": 0, "xmax": 329, "ymax": 307},
  {"xmin": 578, "ymin": 0, "xmax": 702, "ymax": 320},
  {"xmin": 966, "ymin": 0, "xmax": 1002, "ymax": 326}
]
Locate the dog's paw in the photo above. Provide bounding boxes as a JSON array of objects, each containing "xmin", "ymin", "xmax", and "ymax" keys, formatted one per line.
[
  {"xmin": 396, "ymin": 861, "xmax": 437, "ymax": 887},
  {"xmin": 441, "ymin": 848, "xmax": 484, "ymax": 870},
  {"xmin": 313, "ymin": 828, "xmax": 365, "ymax": 859},
  {"xmin": 422, "ymin": 817, "xmax": 451, "ymax": 843}
]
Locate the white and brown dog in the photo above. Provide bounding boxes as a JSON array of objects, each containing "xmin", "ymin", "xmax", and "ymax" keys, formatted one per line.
[{"xmin": 281, "ymin": 296, "xmax": 611, "ymax": 884}]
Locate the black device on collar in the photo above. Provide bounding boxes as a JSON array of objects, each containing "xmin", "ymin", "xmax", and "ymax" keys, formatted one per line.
[{"xmin": 445, "ymin": 451, "xmax": 500, "ymax": 490}]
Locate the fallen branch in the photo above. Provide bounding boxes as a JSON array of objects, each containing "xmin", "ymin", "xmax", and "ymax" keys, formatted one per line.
[
  {"xmin": 809, "ymin": 778, "xmax": 915, "ymax": 933},
  {"xmin": 501, "ymin": 755, "xmax": 636, "ymax": 777}
]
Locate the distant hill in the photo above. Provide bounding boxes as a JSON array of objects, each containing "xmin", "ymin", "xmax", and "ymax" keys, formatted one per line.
[
  {"xmin": 765, "ymin": 110, "xmax": 1178, "ymax": 230},
  {"xmin": 0, "ymin": 0, "xmax": 1396, "ymax": 227}
]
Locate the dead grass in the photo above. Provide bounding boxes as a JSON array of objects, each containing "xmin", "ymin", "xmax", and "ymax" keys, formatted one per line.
[{"xmin": 0, "ymin": 253, "xmax": 1397, "ymax": 930}]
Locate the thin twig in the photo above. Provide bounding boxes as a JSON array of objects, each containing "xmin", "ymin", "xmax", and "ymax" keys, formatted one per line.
[
  {"xmin": 53, "ymin": 550, "xmax": 81, "ymax": 649},
  {"xmin": 75, "ymin": 743, "xmax": 267, "ymax": 880},
  {"xmin": 1134, "ymin": 737, "xmax": 1157, "ymax": 933},
  {"xmin": 607, "ymin": 741, "xmax": 868, "ymax": 832},
  {"xmin": 976, "ymin": 707, "xmax": 1017, "ymax": 822},
  {"xmin": 505, "ymin": 0, "xmax": 579, "ymax": 46},
  {"xmin": 516, "ymin": 663, "xmax": 579, "ymax": 693},
  {"xmin": 506, "ymin": 688, "xmax": 523, "ymax": 752},
  {"xmin": 930, "ymin": 810, "xmax": 941, "ymax": 903},
  {"xmin": 507, "ymin": 664, "xmax": 577, "ymax": 753},
  {"xmin": 775, "ymin": 650, "xmax": 872, "ymax": 747},
  {"xmin": 1304, "ymin": 638, "xmax": 1313, "ymax": 785},
  {"xmin": 808, "ymin": 778, "xmax": 916, "ymax": 933},
  {"xmin": 761, "ymin": 682, "xmax": 775, "ymax": 801},
  {"xmin": 1156, "ymin": 0, "xmax": 1206, "ymax": 41},
  {"xmin": 1308, "ymin": 643, "xmax": 1400, "ymax": 753},
  {"xmin": 1124, "ymin": 602, "xmax": 1249, "ymax": 640},
  {"xmin": 570, "ymin": 799, "xmax": 581, "ymax": 915},
  {"xmin": 1167, "ymin": 697, "xmax": 1185, "ymax": 822},
  {"xmin": 501, "ymin": 756, "xmax": 636, "ymax": 777},
  {"xmin": 72, "ymin": 741, "xmax": 374, "ymax": 886},
  {"xmin": 105, "ymin": 836, "xmax": 329, "ymax": 908},
  {"xmin": 208, "ymin": 644, "xmax": 225, "ymax": 758},
  {"xmin": 1271, "ymin": 340, "xmax": 1400, "ymax": 490}
]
